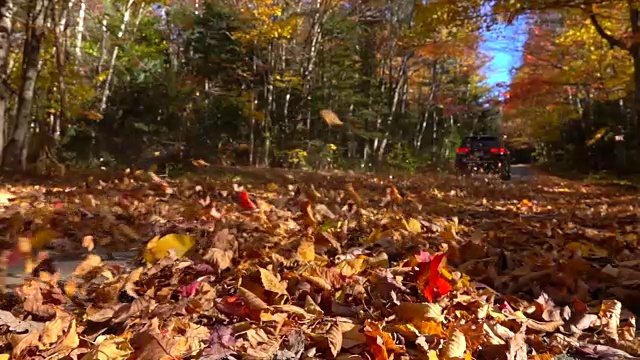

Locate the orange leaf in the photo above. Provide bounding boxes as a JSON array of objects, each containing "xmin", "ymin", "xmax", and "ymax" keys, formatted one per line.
[{"xmin": 362, "ymin": 320, "xmax": 404, "ymax": 360}]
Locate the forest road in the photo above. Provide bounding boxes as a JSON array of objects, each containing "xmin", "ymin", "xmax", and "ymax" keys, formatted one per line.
[
  {"xmin": 510, "ymin": 164, "xmax": 537, "ymax": 180},
  {"xmin": 2, "ymin": 165, "xmax": 540, "ymax": 288}
]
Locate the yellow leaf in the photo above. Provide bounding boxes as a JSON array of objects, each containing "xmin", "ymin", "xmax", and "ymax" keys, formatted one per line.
[
  {"xmin": 392, "ymin": 324, "xmax": 420, "ymax": 341},
  {"xmin": 440, "ymin": 267, "xmax": 453, "ymax": 280},
  {"xmin": 258, "ymin": 267, "xmax": 288, "ymax": 295},
  {"xmin": 565, "ymin": 241, "xmax": 608, "ymax": 257},
  {"xmin": 143, "ymin": 234, "xmax": 196, "ymax": 264},
  {"xmin": 336, "ymin": 255, "xmax": 367, "ymax": 276},
  {"xmin": 440, "ymin": 224, "xmax": 457, "ymax": 241},
  {"xmin": 73, "ymin": 254, "xmax": 102, "ymax": 277},
  {"xmin": 414, "ymin": 320, "xmax": 444, "ymax": 337},
  {"xmin": 405, "ymin": 218, "xmax": 422, "ymax": 234},
  {"xmin": 366, "ymin": 228, "xmax": 382, "ymax": 244},
  {"xmin": 81, "ymin": 335, "xmax": 133, "ymax": 360},
  {"xmin": 64, "ymin": 280, "xmax": 77, "ymax": 297},
  {"xmin": 297, "ymin": 240, "xmax": 316, "ymax": 262}
]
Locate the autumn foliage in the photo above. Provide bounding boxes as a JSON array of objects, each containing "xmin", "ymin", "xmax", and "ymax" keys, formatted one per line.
[{"xmin": 0, "ymin": 166, "xmax": 639, "ymax": 359}]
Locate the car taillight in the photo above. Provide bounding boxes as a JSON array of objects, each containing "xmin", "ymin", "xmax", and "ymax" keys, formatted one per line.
[
  {"xmin": 456, "ymin": 147, "xmax": 470, "ymax": 154},
  {"xmin": 490, "ymin": 147, "xmax": 505, "ymax": 154}
]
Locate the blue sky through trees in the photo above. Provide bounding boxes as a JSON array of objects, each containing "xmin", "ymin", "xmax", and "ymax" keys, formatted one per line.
[{"xmin": 480, "ymin": 18, "xmax": 528, "ymax": 90}]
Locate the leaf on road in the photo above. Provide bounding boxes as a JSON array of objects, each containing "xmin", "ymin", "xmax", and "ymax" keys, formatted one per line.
[
  {"xmin": 1, "ymin": 168, "xmax": 639, "ymax": 360},
  {"xmin": 143, "ymin": 233, "xmax": 195, "ymax": 264}
]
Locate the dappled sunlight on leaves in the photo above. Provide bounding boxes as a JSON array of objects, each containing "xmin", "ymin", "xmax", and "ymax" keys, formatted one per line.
[{"xmin": 0, "ymin": 168, "xmax": 638, "ymax": 358}]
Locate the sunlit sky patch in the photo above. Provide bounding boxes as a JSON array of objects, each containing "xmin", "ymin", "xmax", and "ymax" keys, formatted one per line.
[{"xmin": 480, "ymin": 18, "xmax": 528, "ymax": 90}]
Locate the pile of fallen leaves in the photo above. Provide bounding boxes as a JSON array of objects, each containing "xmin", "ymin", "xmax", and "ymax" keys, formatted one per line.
[{"xmin": 0, "ymin": 168, "xmax": 639, "ymax": 360}]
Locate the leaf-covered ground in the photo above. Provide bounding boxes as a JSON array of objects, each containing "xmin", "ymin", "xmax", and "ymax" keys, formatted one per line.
[{"xmin": 0, "ymin": 167, "xmax": 639, "ymax": 360}]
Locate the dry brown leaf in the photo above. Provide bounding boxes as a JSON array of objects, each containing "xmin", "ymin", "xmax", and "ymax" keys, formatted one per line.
[
  {"xmin": 506, "ymin": 324, "xmax": 527, "ymax": 360},
  {"xmin": 11, "ymin": 330, "xmax": 41, "ymax": 359},
  {"xmin": 0, "ymin": 310, "xmax": 43, "ymax": 333},
  {"xmin": 320, "ymin": 109, "xmax": 343, "ymax": 126},
  {"xmin": 130, "ymin": 330, "xmax": 181, "ymax": 360},
  {"xmin": 344, "ymin": 183, "xmax": 362, "ymax": 205},
  {"xmin": 41, "ymin": 312, "xmax": 70, "ymax": 345},
  {"xmin": 204, "ymin": 248, "xmax": 234, "ymax": 272},
  {"xmin": 73, "ymin": 254, "xmax": 102, "ymax": 277},
  {"xmin": 302, "ymin": 273, "xmax": 332, "ymax": 291},
  {"xmin": 600, "ymin": 299, "xmax": 621, "ymax": 342},
  {"xmin": 395, "ymin": 302, "xmax": 444, "ymax": 322},
  {"xmin": 19, "ymin": 283, "xmax": 58, "ymax": 319},
  {"xmin": 300, "ymin": 200, "xmax": 318, "ymax": 227},
  {"xmin": 327, "ymin": 323, "xmax": 343, "ymax": 358},
  {"xmin": 525, "ymin": 319, "xmax": 564, "ymax": 333},
  {"xmin": 238, "ymin": 287, "xmax": 269, "ymax": 311},
  {"xmin": 118, "ymin": 223, "xmax": 141, "ymax": 241},
  {"xmin": 440, "ymin": 328, "xmax": 466, "ymax": 359},
  {"xmin": 304, "ymin": 295, "xmax": 324, "ymax": 316}
]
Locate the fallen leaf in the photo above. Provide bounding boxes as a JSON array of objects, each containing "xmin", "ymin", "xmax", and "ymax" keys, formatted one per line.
[
  {"xmin": 237, "ymin": 191, "xmax": 257, "ymax": 211},
  {"xmin": 203, "ymin": 247, "xmax": 234, "ymax": 272},
  {"xmin": 327, "ymin": 322, "xmax": 343, "ymax": 358},
  {"xmin": 258, "ymin": 267, "xmax": 288, "ymax": 295},
  {"xmin": 405, "ymin": 218, "xmax": 422, "ymax": 234},
  {"xmin": 440, "ymin": 328, "xmax": 466, "ymax": 359},
  {"xmin": 143, "ymin": 233, "xmax": 196, "ymax": 264},
  {"xmin": 82, "ymin": 235, "xmax": 95, "ymax": 251},
  {"xmin": 81, "ymin": 335, "xmax": 134, "ymax": 360},
  {"xmin": 297, "ymin": 240, "xmax": 316, "ymax": 262}
]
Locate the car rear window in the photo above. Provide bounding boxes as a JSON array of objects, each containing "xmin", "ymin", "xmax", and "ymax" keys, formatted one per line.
[{"xmin": 461, "ymin": 136, "xmax": 500, "ymax": 148}]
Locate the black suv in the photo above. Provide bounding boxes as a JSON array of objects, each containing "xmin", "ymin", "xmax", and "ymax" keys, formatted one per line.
[{"xmin": 454, "ymin": 135, "xmax": 511, "ymax": 180}]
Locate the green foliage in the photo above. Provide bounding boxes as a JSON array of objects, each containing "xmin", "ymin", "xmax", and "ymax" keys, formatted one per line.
[
  {"xmin": 6, "ymin": 0, "xmax": 502, "ymax": 173},
  {"xmin": 386, "ymin": 144, "xmax": 419, "ymax": 173}
]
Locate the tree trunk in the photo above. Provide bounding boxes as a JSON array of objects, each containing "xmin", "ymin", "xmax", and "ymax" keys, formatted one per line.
[
  {"xmin": 74, "ymin": 0, "xmax": 85, "ymax": 61},
  {"xmin": 0, "ymin": 0, "xmax": 12, "ymax": 164},
  {"xmin": 2, "ymin": 0, "xmax": 49, "ymax": 170},
  {"xmin": 96, "ymin": 14, "xmax": 107, "ymax": 73},
  {"xmin": 53, "ymin": 0, "xmax": 69, "ymax": 140},
  {"xmin": 99, "ymin": 0, "xmax": 135, "ymax": 112}
]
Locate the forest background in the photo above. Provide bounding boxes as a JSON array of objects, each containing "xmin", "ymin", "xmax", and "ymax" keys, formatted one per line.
[{"xmin": 0, "ymin": 0, "xmax": 637, "ymax": 176}]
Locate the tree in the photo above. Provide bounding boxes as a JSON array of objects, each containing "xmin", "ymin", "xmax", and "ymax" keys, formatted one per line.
[{"xmin": 493, "ymin": 0, "xmax": 640, "ymax": 146}]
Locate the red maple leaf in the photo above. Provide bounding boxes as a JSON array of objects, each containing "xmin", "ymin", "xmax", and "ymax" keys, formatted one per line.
[
  {"xmin": 236, "ymin": 191, "xmax": 257, "ymax": 211},
  {"xmin": 415, "ymin": 252, "xmax": 452, "ymax": 302}
]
